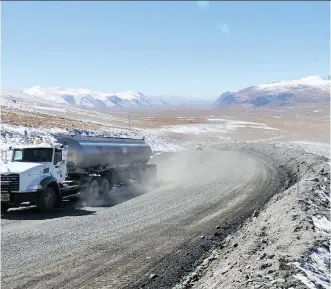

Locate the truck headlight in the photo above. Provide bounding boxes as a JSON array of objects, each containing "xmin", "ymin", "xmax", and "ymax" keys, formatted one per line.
[{"xmin": 27, "ymin": 185, "xmax": 43, "ymax": 191}]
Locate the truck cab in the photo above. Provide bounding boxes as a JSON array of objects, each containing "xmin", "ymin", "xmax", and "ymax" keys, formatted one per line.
[
  {"xmin": 1, "ymin": 139, "xmax": 68, "ymax": 213},
  {"xmin": 196, "ymin": 143, "xmax": 203, "ymax": 151}
]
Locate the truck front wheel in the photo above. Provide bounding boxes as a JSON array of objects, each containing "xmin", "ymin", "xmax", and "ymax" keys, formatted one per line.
[{"xmin": 37, "ymin": 187, "xmax": 58, "ymax": 213}]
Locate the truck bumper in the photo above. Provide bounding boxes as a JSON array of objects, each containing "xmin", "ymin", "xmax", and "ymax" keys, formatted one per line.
[{"xmin": 1, "ymin": 191, "xmax": 42, "ymax": 205}]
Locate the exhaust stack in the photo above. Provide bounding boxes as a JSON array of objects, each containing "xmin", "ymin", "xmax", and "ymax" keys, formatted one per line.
[{"xmin": 24, "ymin": 130, "xmax": 28, "ymax": 145}]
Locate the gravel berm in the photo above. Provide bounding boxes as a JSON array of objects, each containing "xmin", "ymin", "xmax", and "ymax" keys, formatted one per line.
[{"xmin": 1, "ymin": 146, "xmax": 293, "ymax": 289}]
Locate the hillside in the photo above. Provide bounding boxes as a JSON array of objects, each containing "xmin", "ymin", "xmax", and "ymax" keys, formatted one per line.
[{"xmin": 215, "ymin": 75, "xmax": 330, "ymax": 107}]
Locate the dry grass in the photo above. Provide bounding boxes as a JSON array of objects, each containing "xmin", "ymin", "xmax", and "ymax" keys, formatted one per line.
[
  {"xmin": 1, "ymin": 102, "xmax": 329, "ymax": 143},
  {"xmin": 0, "ymin": 108, "xmax": 125, "ymax": 132}
]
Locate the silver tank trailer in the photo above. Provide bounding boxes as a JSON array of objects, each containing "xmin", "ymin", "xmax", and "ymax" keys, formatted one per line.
[{"xmin": 56, "ymin": 135, "xmax": 152, "ymax": 173}]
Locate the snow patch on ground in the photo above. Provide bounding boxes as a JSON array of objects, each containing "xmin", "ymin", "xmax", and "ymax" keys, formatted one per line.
[
  {"xmin": 158, "ymin": 120, "xmax": 279, "ymax": 136},
  {"xmin": 158, "ymin": 124, "xmax": 228, "ymax": 135},
  {"xmin": 312, "ymin": 216, "xmax": 331, "ymax": 235},
  {"xmin": 292, "ymin": 177, "xmax": 330, "ymax": 289},
  {"xmin": 294, "ymin": 246, "xmax": 331, "ymax": 289},
  {"xmin": 30, "ymin": 105, "xmax": 68, "ymax": 112}
]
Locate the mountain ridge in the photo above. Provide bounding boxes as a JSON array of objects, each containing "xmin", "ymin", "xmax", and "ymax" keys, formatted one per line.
[
  {"xmin": 215, "ymin": 75, "xmax": 330, "ymax": 107},
  {"xmin": 5, "ymin": 86, "xmax": 191, "ymax": 108}
]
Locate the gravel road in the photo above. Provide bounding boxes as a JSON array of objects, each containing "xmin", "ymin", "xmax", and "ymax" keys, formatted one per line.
[{"xmin": 1, "ymin": 147, "xmax": 285, "ymax": 289}]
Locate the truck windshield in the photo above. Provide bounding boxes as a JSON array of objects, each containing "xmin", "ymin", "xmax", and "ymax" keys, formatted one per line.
[{"xmin": 12, "ymin": 148, "xmax": 53, "ymax": 163}]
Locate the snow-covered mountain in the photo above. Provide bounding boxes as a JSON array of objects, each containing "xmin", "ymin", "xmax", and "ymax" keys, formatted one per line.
[
  {"xmin": 21, "ymin": 87, "xmax": 157, "ymax": 108},
  {"xmin": 215, "ymin": 75, "xmax": 330, "ymax": 107},
  {"xmin": 2, "ymin": 86, "xmax": 196, "ymax": 108}
]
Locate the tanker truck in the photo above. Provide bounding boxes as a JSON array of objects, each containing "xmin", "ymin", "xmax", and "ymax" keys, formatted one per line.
[{"xmin": 0, "ymin": 134, "xmax": 157, "ymax": 213}]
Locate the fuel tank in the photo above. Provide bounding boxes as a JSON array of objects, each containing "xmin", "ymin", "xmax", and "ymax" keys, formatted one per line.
[{"xmin": 56, "ymin": 135, "xmax": 152, "ymax": 173}]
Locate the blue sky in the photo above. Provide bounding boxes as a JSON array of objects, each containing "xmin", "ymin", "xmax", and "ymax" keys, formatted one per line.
[{"xmin": 1, "ymin": 1, "xmax": 330, "ymax": 98}]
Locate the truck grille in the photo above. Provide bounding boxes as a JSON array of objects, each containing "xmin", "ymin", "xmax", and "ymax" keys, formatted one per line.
[{"xmin": 1, "ymin": 174, "xmax": 20, "ymax": 192}]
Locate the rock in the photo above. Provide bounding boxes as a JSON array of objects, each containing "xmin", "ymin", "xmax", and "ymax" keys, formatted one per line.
[
  {"xmin": 259, "ymin": 232, "xmax": 266, "ymax": 237},
  {"xmin": 202, "ymin": 259, "xmax": 210, "ymax": 266},
  {"xmin": 260, "ymin": 263, "xmax": 272, "ymax": 270},
  {"xmin": 276, "ymin": 278, "xmax": 286, "ymax": 283},
  {"xmin": 221, "ymin": 266, "xmax": 230, "ymax": 275},
  {"xmin": 245, "ymin": 275, "xmax": 249, "ymax": 279},
  {"xmin": 233, "ymin": 243, "xmax": 238, "ymax": 248},
  {"xmin": 261, "ymin": 239, "xmax": 268, "ymax": 244},
  {"xmin": 291, "ymin": 214, "xmax": 299, "ymax": 221},
  {"xmin": 268, "ymin": 254, "xmax": 275, "ymax": 259},
  {"xmin": 196, "ymin": 265, "xmax": 203, "ymax": 271},
  {"xmin": 149, "ymin": 274, "xmax": 158, "ymax": 280},
  {"xmin": 267, "ymin": 269, "xmax": 275, "ymax": 274},
  {"xmin": 278, "ymin": 271, "xmax": 289, "ymax": 279},
  {"xmin": 260, "ymin": 253, "xmax": 267, "ymax": 260},
  {"xmin": 215, "ymin": 225, "xmax": 221, "ymax": 229},
  {"xmin": 200, "ymin": 235, "xmax": 205, "ymax": 239},
  {"xmin": 191, "ymin": 272, "xmax": 198, "ymax": 281},
  {"xmin": 298, "ymin": 201, "xmax": 309, "ymax": 211},
  {"xmin": 246, "ymin": 265, "xmax": 250, "ymax": 269},
  {"xmin": 253, "ymin": 210, "xmax": 259, "ymax": 217},
  {"xmin": 265, "ymin": 275, "xmax": 274, "ymax": 281},
  {"xmin": 294, "ymin": 226, "xmax": 302, "ymax": 232}
]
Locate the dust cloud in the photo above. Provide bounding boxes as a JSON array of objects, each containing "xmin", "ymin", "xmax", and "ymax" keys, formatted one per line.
[{"xmin": 79, "ymin": 147, "xmax": 235, "ymax": 208}]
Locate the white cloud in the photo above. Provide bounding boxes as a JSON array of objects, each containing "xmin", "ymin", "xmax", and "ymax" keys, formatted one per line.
[
  {"xmin": 219, "ymin": 23, "xmax": 230, "ymax": 33},
  {"xmin": 196, "ymin": 1, "xmax": 209, "ymax": 9}
]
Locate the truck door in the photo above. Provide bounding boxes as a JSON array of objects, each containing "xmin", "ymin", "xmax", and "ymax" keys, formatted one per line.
[{"xmin": 52, "ymin": 148, "xmax": 66, "ymax": 182}]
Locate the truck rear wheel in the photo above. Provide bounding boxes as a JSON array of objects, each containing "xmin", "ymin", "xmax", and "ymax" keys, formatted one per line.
[
  {"xmin": 37, "ymin": 187, "xmax": 58, "ymax": 213},
  {"xmin": 99, "ymin": 176, "xmax": 112, "ymax": 195},
  {"xmin": 87, "ymin": 179, "xmax": 100, "ymax": 200}
]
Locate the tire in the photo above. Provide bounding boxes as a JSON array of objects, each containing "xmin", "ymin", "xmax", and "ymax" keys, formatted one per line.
[
  {"xmin": 1, "ymin": 203, "xmax": 10, "ymax": 213},
  {"xmin": 37, "ymin": 187, "xmax": 58, "ymax": 213},
  {"xmin": 135, "ymin": 169, "xmax": 146, "ymax": 185},
  {"xmin": 81, "ymin": 179, "xmax": 100, "ymax": 205},
  {"xmin": 99, "ymin": 176, "xmax": 112, "ymax": 195},
  {"xmin": 147, "ymin": 165, "xmax": 157, "ymax": 182}
]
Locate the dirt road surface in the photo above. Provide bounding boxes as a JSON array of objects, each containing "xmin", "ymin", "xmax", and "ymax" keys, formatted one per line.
[{"xmin": 1, "ymin": 148, "xmax": 286, "ymax": 289}]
